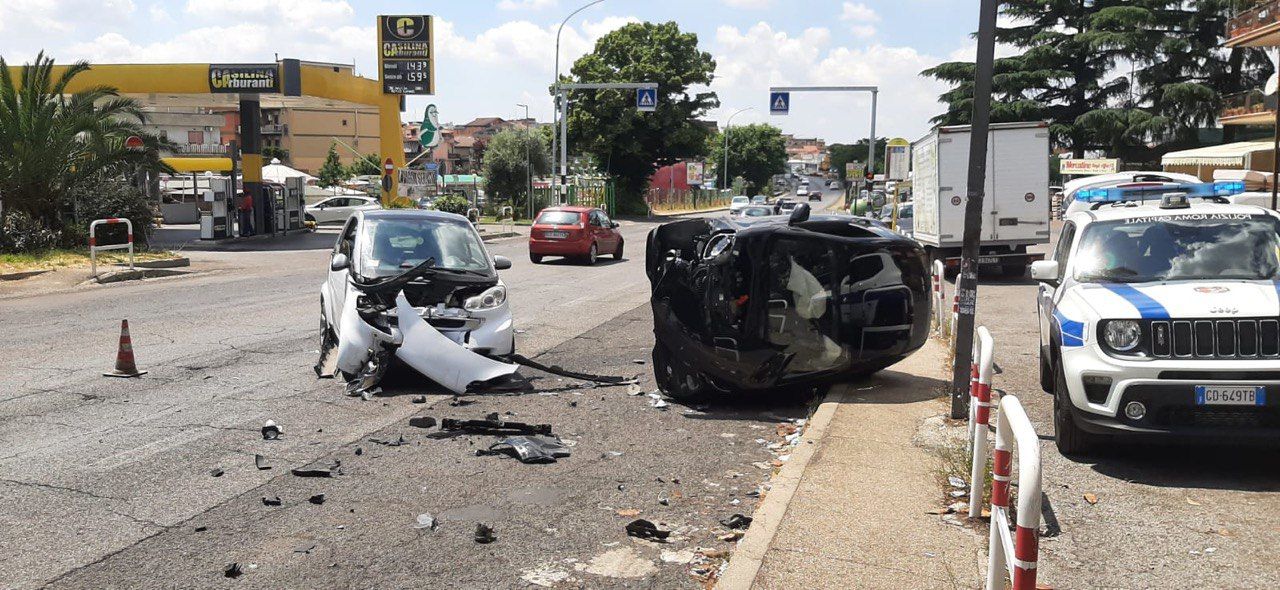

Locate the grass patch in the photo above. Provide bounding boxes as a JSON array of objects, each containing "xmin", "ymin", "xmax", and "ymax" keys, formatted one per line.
[{"xmin": 0, "ymin": 248, "xmax": 178, "ymax": 274}]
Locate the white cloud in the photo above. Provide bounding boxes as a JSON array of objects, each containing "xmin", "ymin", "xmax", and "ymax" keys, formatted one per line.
[
  {"xmin": 435, "ymin": 16, "xmax": 638, "ymax": 73},
  {"xmin": 723, "ymin": 0, "xmax": 772, "ymax": 8},
  {"xmin": 183, "ymin": 0, "xmax": 353, "ymax": 27},
  {"xmin": 149, "ymin": 4, "xmax": 171, "ymax": 22},
  {"xmin": 497, "ymin": 0, "xmax": 558, "ymax": 10},
  {"xmin": 840, "ymin": 2, "xmax": 880, "ymax": 38}
]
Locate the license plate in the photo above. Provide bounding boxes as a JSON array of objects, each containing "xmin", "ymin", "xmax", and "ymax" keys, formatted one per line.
[
  {"xmin": 544, "ymin": 231, "xmax": 568, "ymax": 239},
  {"xmin": 978, "ymin": 256, "xmax": 1001, "ymax": 264},
  {"xmin": 1195, "ymin": 385, "xmax": 1266, "ymax": 406}
]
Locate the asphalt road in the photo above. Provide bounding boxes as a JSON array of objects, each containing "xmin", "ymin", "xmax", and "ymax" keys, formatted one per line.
[
  {"xmin": 0, "ymin": 182, "xmax": 844, "ymax": 589},
  {"xmin": 972, "ymin": 226, "xmax": 1280, "ymax": 588}
]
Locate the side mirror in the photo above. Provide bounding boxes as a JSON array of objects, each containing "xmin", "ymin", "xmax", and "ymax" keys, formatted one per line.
[
  {"xmin": 493, "ymin": 255, "xmax": 512, "ymax": 270},
  {"xmin": 788, "ymin": 202, "xmax": 811, "ymax": 225},
  {"xmin": 330, "ymin": 253, "xmax": 349, "ymax": 271},
  {"xmin": 610, "ymin": 221, "xmax": 620, "ymax": 229},
  {"xmin": 1030, "ymin": 260, "xmax": 1059, "ymax": 283}
]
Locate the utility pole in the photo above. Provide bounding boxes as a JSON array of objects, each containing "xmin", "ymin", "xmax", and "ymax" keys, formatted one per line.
[
  {"xmin": 950, "ymin": 0, "xmax": 999, "ymax": 419},
  {"xmin": 551, "ymin": 0, "xmax": 605, "ymax": 205},
  {"xmin": 518, "ymin": 103, "xmax": 532, "ymax": 219},
  {"xmin": 723, "ymin": 107, "xmax": 753, "ymax": 191}
]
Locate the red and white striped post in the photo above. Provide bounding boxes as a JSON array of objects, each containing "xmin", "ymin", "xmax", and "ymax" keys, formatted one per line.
[
  {"xmin": 89, "ymin": 218, "xmax": 135, "ymax": 279},
  {"xmin": 985, "ymin": 395, "xmax": 1042, "ymax": 590},
  {"xmin": 931, "ymin": 259, "xmax": 945, "ymax": 333},
  {"xmin": 968, "ymin": 326, "xmax": 995, "ymax": 517}
]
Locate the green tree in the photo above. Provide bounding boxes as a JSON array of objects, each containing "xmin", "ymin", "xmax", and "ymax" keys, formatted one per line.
[
  {"xmin": 0, "ymin": 52, "xmax": 168, "ymax": 242},
  {"xmin": 827, "ymin": 138, "xmax": 889, "ymax": 180},
  {"xmin": 565, "ymin": 21, "xmax": 719, "ymax": 213},
  {"xmin": 350, "ymin": 153, "xmax": 382, "ymax": 176},
  {"xmin": 317, "ymin": 143, "xmax": 346, "ymax": 188},
  {"xmin": 481, "ymin": 128, "xmax": 550, "ymax": 216},
  {"xmin": 707, "ymin": 123, "xmax": 786, "ymax": 196}
]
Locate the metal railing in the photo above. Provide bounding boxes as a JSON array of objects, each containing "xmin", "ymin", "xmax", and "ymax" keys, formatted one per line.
[
  {"xmin": 1220, "ymin": 89, "xmax": 1272, "ymax": 120},
  {"xmin": 968, "ymin": 326, "xmax": 996, "ymax": 518},
  {"xmin": 89, "ymin": 218, "xmax": 135, "ymax": 279},
  {"xmin": 1227, "ymin": 0, "xmax": 1280, "ymax": 40},
  {"xmin": 984, "ymin": 396, "xmax": 1043, "ymax": 590}
]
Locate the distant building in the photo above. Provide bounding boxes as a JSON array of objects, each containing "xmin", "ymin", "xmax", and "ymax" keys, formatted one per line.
[{"xmin": 139, "ymin": 108, "xmax": 226, "ymax": 156}]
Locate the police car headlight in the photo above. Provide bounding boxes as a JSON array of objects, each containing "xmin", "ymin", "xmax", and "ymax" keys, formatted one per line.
[
  {"xmin": 1103, "ymin": 320, "xmax": 1141, "ymax": 352},
  {"xmin": 464, "ymin": 285, "xmax": 507, "ymax": 311}
]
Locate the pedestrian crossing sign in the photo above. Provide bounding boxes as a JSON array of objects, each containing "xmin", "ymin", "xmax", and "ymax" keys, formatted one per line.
[
  {"xmin": 636, "ymin": 88, "xmax": 657, "ymax": 112},
  {"xmin": 770, "ymin": 91, "xmax": 790, "ymax": 115}
]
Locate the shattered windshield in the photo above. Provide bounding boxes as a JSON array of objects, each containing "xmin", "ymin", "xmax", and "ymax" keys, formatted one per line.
[
  {"xmin": 1073, "ymin": 215, "xmax": 1280, "ymax": 283},
  {"xmin": 354, "ymin": 217, "xmax": 492, "ymax": 279}
]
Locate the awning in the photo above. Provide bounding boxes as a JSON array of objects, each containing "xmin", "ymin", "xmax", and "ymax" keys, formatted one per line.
[
  {"xmin": 162, "ymin": 157, "xmax": 233, "ymax": 173},
  {"xmin": 1161, "ymin": 140, "xmax": 1274, "ymax": 167}
]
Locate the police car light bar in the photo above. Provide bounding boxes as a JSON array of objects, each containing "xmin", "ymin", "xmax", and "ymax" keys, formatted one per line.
[{"xmin": 1075, "ymin": 181, "xmax": 1246, "ymax": 203}]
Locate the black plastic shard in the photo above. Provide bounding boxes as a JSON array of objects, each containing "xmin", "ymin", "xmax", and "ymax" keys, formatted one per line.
[
  {"xmin": 254, "ymin": 454, "xmax": 271, "ymax": 470},
  {"xmin": 440, "ymin": 415, "xmax": 552, "ymax": 436},
  {"xmin": 291, "ymin": 467, "xmax": 334, "ymax": 478},
  {"xmin": 262, "ymin": 496, "xmax": 282, "ymax": 506},
  {"xmin": 261, "ymin": 420, "xmax": 282, "ymax": 440},
  {"xmin": 625, "ymin": 518, "xmax": 670, "ymax": 540},
  {"xmin": 224, "ymin": 563, "xmax": 242, "ymax": 578},
  {"xmin": 408, "ymin": 416, "xmax": 438, "ymax": 429},
  {"xmin": 309, "ymin": 494, "xmax": 326, "ymax": 505},
  {"xmin": 719, "ymin": 514, "xmax": 753, "ymax": 529},
  {"xmin": 474, "ymin": 523, "xmax": 496, "ymax": 544},
  {"xmin": 479, "ymin": 436, "xmax": 571, "ymax": 464}
]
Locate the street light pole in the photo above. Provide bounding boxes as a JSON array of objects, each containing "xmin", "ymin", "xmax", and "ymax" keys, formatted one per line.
[
  {"xmin": 518, "ymin": 103, "xmax": 532, "ymax": 219},
  {"xmin": 723, "ymin": 107, "xmax": 753, "ymax": 192},
  {"xmin": 552, "ymin": 0, "xmax": 605, "ymax": 202}
]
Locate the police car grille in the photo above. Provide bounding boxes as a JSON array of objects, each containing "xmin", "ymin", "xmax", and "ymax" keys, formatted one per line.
[{"xmin": 1149, "ymin": 318, "xmax": 1280, "ymax": 359}]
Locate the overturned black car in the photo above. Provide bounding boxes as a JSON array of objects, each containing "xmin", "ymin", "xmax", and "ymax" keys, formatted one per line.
[{"xmin": 645, "ymin": 204, "xmax": 930, "ymax": 399}]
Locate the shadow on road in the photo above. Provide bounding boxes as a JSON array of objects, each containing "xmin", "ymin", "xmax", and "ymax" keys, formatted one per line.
[
  {"xmin": 1083, "ymin": 445, "xmax": 1280, "ymax": 492},
  {"xmin": 153, "ymin": 225, "xmax": 341, "ymax": 252},
  {"xmin": 532, "ymin": 257, "xmax": 627, "ymax": 267}
]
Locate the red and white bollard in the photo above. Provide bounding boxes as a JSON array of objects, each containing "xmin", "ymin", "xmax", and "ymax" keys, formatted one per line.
[
  {"xmin": 985, "ymin": 395, "xmax": 1042, "ymax": 590},
  {"xmin": 968, "ymin": 326, "xmax": 995, "ymax": 517}
]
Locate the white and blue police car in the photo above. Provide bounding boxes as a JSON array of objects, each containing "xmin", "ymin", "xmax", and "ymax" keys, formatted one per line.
[{"xmin": 1033, "ymin": 182, "xmax": 1280, "ymax": 454}]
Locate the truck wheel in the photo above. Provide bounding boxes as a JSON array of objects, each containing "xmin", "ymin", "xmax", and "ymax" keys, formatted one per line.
[{"xmin": 1053, "ymin": 360, "xmax": 1098, "ymax": 456}]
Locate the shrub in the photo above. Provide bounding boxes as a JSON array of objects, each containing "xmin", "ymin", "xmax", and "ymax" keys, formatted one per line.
[
  {"xmin": 433, "ymin": 194, "xmax": 470, "ymax": 215},
  {"xmin": 68, "ymin": 176, "xmax": 156, "ymax": 247},
  {"xmin": 0, "ymin": 211, "xmax": 61, "ymax": 253}
]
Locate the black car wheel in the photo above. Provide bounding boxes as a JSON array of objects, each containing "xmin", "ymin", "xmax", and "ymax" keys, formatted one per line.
[
  {"xmin": 1053, "ymin": 360, "xmax": 1098, "ymax": 456},
  {"xmin": 613, "ymin": 240, "xmax": 624, "ymax": 260},
  {"xmin": 652, "ymin": 342, "xmax": 707, "ymax": 402},
  {"xmin": 530, "ymin": 253, "xmax": 543, "ymax": 264}
]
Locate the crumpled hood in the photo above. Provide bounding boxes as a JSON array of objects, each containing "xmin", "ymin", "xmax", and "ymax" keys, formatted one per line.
[{"xmin": 1072, "ymin": 281, "xmax": 1280, "ymax": 319}]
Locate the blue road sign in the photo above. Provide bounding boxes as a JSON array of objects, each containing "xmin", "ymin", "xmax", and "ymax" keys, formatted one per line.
[
  {"xmin": 636, "ymin": 87, "xmax": 657, "ymax": 112},
  {"xmin": 425, "ymin": 162, "xmax": 439, "ymax": 171},
  {"xmin": 770, "ymin": 91, "xmax": 790, "ymax": 115}
]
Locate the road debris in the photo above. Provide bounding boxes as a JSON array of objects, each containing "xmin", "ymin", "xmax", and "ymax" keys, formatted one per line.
[
  {"xmin": 261, "ymin": 420, "xmax": 282, "ymax": 440},
  {"xmin": 948, "ymin": 475, "xmax": 966, "ymax": 488},
  {"xmin": 412, "ymin": 395, "xmax": 427, "ymax": 404},
  {"xmin": 647, "ymin": 392, "xmax": 669, "ymax": 409},
  {"xmin": 719, "ymin": 514, "xmax": 753, "ymax": 529},
  {"xmin": 660, "ymin": 549, "xmax": 696, "ymax": 564},
  {"xmin": 441, "ymin": 413, "xmax": 552, "ymax": 436},
  {"xmin": 369, "ymin": 435, "xmax": 408, "ymax": 447},
  {"xmin": 308, "ymin": 494, "xmax": 326, "ymax": 505},
  {"xmin": 625, "ymin": 518, "xmax": 671, "ymax": 541},
  {"xmin": 254, "ymin": 454, "xmax": 271, "ymax": 470},
  {"xmin": 408, "ymin": 416, "xmax": 438, "ymax": 429},
  {"xmin": 617, "ymin": 509, "xmax": 641, "ymax": 517},
  {"xmin": 262, "ymin": 496, "xmax": 282, "ymax": 506},
  {"xmin": 505, "ymin": 353, "xmax": 637, "ymax": 386},
  {"xmin": 478, "ymin": 436, "xmax": 571, "ymax": 464},
  {"xmin": 627, "ymin": 384, "xmax": 644, "ymax": 396},
  {"xmin": 1084, "ymin": 493, "xmax": 1099, "ymax": 505},
  {"xmin": 294, "ymin": 544, "xmax": 316, "ymax": 554},
  {"xmin": 292, "ymin": 461, "xmax": 339, "ymax": 478},
  {"xmin": 209, "ymin": 468, "xmax": 224, "ymax": 477},
  {"xmin": 224, "ymin": 563, "xmax": 242, "ymax": 578},
  {"xmin": 449, "ymin": 395, "xmax": 476, "ymax": 407},
  {"xmin": 718, "ymin": 531, "xmax": 744, "ymax": 542},
  {"xmin": 414, "ymin": 513, "xmax": 438, "ymax": 531},
  {"xmin": 474, "ymin": 523, "xmax": 496, "ymax": 544}
]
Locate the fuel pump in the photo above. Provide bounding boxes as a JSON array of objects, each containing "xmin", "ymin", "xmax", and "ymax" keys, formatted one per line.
[
  {"xmin": 200, "ymin": 176, "xmax": 233, "ymax": 240},
  {"xmin": 284, "ymin": 177, "xmax": 305, "ymax": 231}
]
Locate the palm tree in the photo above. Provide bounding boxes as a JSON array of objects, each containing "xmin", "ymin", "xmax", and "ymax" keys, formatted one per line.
[{"xmin": 0, "ymin": 51, "xmax": 168, "ymax": 238}]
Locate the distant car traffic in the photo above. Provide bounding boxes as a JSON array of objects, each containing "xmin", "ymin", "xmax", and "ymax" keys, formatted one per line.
[
  {"xmin": 751, "ymin": 195, "xmax": 768, "ymax": 205},
  {"xmin": 528, "ymin": 206, "xmax": 623, "ymax": 265},
  {"xmin": 796, "ymin": 186, "xmax": 810, "ymax": 199},
  {"xmin": 729, "ymin": 195, "xmax": 751, "ymax": 214},
  {"xmin": 305, "ymin": 196, "xmax": 381, "ymax": 225},
  {"xmin": 737, "ymin": 205, "xmax": 776, "ymax": 218},
  {"xmin": 774, "ymin": 198, "xmax": 799, "ymax": 214}
]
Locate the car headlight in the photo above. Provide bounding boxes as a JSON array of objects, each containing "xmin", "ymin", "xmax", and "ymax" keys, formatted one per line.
[
  {"xmin": 464, "ymin": 285, "xmax": 507, "ymax": 311},
  {"xmin": 1103, "ymin": 320, "xmax": 1141, "ymax": 352}
]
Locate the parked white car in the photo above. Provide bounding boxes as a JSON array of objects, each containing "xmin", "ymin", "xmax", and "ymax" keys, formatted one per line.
[
  {"xmin": 729, "ymin": 195, "xmax": 751, "ymax": 214},
  {"xmin": 320, "ymin": 209, "xmax": 517, "ymax": 395},
  {"xmin": 306, "ymin": 195, "xmax": 381, "ymax": 225},
  {"xmin": 1032, "ymin": 193, "xmax": 1280, "ymax": 454}
]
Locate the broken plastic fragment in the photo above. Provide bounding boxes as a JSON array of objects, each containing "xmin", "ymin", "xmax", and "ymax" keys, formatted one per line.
[
  {"xmin": 262, "ymin": 496, "xmax": 282, "ymax": 506},
  {"xmin": 440, "ymin": 415, "xmax": 552, "ymax": 436},
  {"xmin": 474, "ymin": 523, "xmax": 496, "ymax": 544},
  {"xmin": 412, "ymin": 396, "xmax": 427, "ymax": 404},
  {"xmin": 408, "ymin": 416, "xmax": 438, "ymax": 429},
  {"xmin": 224, "ymin": 563, "xmax": 243, "ymax": 578},
  {"xmin": 394, "ymin": 292, "xmax": 519, "ymax": 395},
  {"xmin": 291, "ymin": 467, "xmax": 334, "ymax": 478},
  {"xmin": 309, "ymin": 494, "xmax": 326, "ymax": 505},
  {"xmin": 262, "ymin": 420, "xmax": 282, "ymax": 440},
  {"xmin": 719, "ymin": 514, "xmax": 753, "ymax": 529},
  {"xmin": 254, "ymin": 454, "xmax": 271, "ymax": 470},
  {"xmin": 479, "ymin": 436, "xmax": 571, "ymax": 464},
  {"xmin": 414, "ymin": 513, "xmax": 438, "ymax": 531},
  {"xmin": 625, "ymin": 519, "xmax": 671, "ymax": 541}
]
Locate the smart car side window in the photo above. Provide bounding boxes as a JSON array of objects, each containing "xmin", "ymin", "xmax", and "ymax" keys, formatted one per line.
[
  {"xmin": 1054, "ymin": 222, "xmax": 1075, "ymax": 280},
  {"xmin": 337, "ymin": 218, "xmax": 358, "ymax": 257}
]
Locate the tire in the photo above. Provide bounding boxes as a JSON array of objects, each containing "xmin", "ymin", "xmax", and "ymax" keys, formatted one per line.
[
  {"xmin": 1053, "ymin": 360, "xmax": 1098, "ymax": 456},
  {"xmin": 585, "ymin": 243, "xmax": 598, "ymax": 265},
  {"xmin": 652, "ymin": 342, "xmax": 708, "ymax": 402},
  {"xmin": 529, "ymin": 253, "xmax": 543, "ymax": 264},
  {"xmin": 613, "ymin": 240, "xmax": 624, "ymax": 260},
  {"xmin": 1039, "ymin": 345, "xmax": 1053, "ymax": 393}
]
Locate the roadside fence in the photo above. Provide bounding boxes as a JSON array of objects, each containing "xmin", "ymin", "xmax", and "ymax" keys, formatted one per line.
[
  {"xmin": 89, "ymin": 218, "xmax": 135, "ymax": 279},
  {"xmin": 984, "ymin": 395, "xmax": 1042, "ymax": 590},
  {"xmin": 968, "ymin": 326, "xmax": 995, "ymax": 518}
]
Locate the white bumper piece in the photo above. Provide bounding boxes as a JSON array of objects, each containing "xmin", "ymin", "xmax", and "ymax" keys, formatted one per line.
[{"xmin": 393, "ymin": 291, "xmax": 518, "ymax": 394}]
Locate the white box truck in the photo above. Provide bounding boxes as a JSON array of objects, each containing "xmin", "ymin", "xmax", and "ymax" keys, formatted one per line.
[{"xmin": 911, "ymin": 121, "xmax": 1051, "ymax": 276}]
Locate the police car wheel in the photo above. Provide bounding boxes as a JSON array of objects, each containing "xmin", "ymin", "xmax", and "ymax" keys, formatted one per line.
[{"xmin": 1053, "ymin": 360, "xmax": 1096, "ymax": 456}]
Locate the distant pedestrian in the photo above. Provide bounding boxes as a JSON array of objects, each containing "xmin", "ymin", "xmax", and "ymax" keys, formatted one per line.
[{"xmin": 238, "ymin": 191, "xmax": 254, "ymax": 236}]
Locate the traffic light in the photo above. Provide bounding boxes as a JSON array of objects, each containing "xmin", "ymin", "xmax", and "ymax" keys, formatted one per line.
[{"xmin": 864, "ymin": 171, "xmax": 874, "ymax": 182}]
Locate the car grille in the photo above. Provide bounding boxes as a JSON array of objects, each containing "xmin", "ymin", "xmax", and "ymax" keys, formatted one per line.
[{"xmin": 1149, "ymin": 318, "xmax": 1280, "ymax": 359}]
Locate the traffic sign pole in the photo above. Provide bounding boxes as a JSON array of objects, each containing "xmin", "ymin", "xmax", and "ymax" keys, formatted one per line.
[{"xmin": 769, "ymin": 86, "xmax": 878, "ymax": 189}]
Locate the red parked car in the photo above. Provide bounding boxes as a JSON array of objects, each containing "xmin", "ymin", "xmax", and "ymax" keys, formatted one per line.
[{"xmin": 528, "ymin": 206, "xmax": 624, "ymax": 264}]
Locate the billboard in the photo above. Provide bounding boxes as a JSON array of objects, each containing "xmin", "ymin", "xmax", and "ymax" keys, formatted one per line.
[
  {"xmin": 885, "ymin": 138, "xmax": 910, "ymax": 181},
  {"xmin": 1059, "ymin": 158, "xmax": 1119, "ymax": 175},
  {"xmin": 379, "ymin": 15, "xmax": 435, "ymax": 95},
  {"xmin": 845, "ymin": 161, "xmax": 865, "ymax": 179},
  {"xmin": 686, "ymin": 162, "xmax": 705, "ymax": 186},
  {"xmin": 208, "ymin": 64, "xmax": 279, "ymax": 93}
]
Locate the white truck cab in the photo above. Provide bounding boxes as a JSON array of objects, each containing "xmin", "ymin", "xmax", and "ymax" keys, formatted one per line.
[{"xmin": 1033, "ymin": 190, "xmax": 1280, "ymax": 454}]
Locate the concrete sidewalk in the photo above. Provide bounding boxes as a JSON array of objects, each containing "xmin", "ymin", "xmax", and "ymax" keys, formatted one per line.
[{"xmin": 719, "ymin": 339, "xmax": 986, "ymax": 589}]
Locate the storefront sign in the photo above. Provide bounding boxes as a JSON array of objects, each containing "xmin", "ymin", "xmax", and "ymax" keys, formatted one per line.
[
  {"xmin": 1059, "ymin": 158, "xmax": 1119, "ymax": 175},
  {"xmin": 208, "ymin": 64, "xmax": 279, "ymax": 93},
  {"xmin": 379, "ymin": 15, "xmax": 435, "ymax": 95}
]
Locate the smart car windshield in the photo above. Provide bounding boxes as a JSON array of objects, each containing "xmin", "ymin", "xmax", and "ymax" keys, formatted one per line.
[
  {"xmin": 354, "ymin": 216, "xmax": 492, "ymax": 279},
  {"xmin": 1073, "ymin": 214, "xmax": 1280, "ymax": 283}
]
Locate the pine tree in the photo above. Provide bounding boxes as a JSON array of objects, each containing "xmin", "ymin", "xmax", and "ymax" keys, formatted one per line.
[{"xmin": 317, "ymin": 143, "xmax": 346, "ymax": 188}]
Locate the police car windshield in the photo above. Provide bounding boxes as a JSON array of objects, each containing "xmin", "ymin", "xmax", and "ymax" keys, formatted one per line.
[
  {"xmin": 354, "ymin": 217, "xmax": 492, "ymax": 279},
  {"xmin": 1073, "ymin": 214, "xmax": 1280, "ymax": 283}
]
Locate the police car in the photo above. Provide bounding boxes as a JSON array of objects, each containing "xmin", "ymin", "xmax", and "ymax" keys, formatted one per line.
[{"xmin": 1033, "ymin": 182, "xmax": 1280, "ymax": 454}]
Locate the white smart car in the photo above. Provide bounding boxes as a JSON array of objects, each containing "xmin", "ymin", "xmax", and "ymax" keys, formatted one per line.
[
  {"xmin": 729, "ymin": 195, "xmax": 751, "ymax": 214},
  {"xmin": 320, "ymin": 209, "xmax": 517, "ymax": 394},
  {"xmin": 1032, "ymin": 189, "xmax": 1280, "ymax": 454}
]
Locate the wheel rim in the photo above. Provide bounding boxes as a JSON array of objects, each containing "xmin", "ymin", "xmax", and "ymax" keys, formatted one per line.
[{"xmin": 589, "ymin": 244, "xmax": 597, "ymax": 263}]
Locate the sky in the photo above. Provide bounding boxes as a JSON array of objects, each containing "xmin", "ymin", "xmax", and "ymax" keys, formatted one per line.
[{"xmin": 0, "ymin": 0, "xmax": 1002, "ymax": 144}]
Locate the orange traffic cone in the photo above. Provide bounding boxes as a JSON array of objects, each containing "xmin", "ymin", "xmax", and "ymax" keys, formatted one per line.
[{"xmin": 104, "ymin": 319, "xmax": 147, "ymax": 378}]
